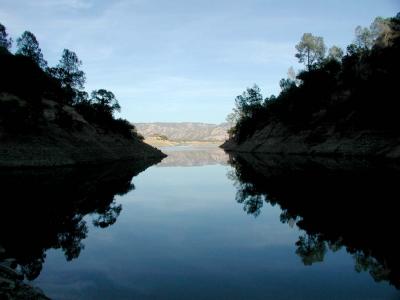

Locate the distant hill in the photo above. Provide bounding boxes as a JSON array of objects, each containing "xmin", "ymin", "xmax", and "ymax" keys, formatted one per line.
[{"xmin": 134, "ymin": 122, "xmax": 230, "ymax": 142}]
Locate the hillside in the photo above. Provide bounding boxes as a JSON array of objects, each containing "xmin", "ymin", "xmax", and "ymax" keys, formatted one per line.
[
  {"xmin": 0, "ymin": 43, "xmax": 165, "ymax": 167},
  {"xmin": 134, "ymin": 122, "xmax": 229, "ymax": 142},
  {"xmin": 222, "ymin": 14, "xmax": 400, "ymax": 159},
  {"xmin": 0, "ymin": 93, "xmax": 165, "ymax": 167}
]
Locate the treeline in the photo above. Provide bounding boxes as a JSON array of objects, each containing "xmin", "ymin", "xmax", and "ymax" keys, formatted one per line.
[
  {"xmin": 0, "ymin": 23, "xmax": 141, "ymax": 139},
  {"xmin": 227, "ymin": 13, "xmax": 400, "ymax": 143}
]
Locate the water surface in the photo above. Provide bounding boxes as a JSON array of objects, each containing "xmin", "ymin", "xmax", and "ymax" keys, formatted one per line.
[{"xmin": 1, "ymin": 146, "xmax": 398, "ymax": 299}]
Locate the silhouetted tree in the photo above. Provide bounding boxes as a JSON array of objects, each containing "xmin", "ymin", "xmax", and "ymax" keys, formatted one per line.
[
  {"xmin": 234, "ymin": 84, "xmax": 263, "ymax": 118},
  {"xmin": 0, "ymin": 22, "xmax": 12, "ymax": 50},
  {"xmin": 16, "ymin": 31, "xmax": 47, "ymax": 69},
  {"xmin": 226, "ymin": 109, "xmax": 240, "ymax": 127},
  {"xmin": 279, "ymin": 78, "xmax": 296, "ymax": 92},
  {"xmin": 91, "ymin": 89, "xmax": 121, "ymax": 116},
  {"xmin": 295, "ymin": 33, "xmax": 326, "ymax": 69},
  {"xmin": 74, "ymin": 90, "xmax": 90, "ymax": 104},
  {"xmin": 327, "ymin": 45, "xmax": 344, "ymax": 61},
  {"xmin": 48, "ymin": 49, "xmax": 85, "ymax": 104}
]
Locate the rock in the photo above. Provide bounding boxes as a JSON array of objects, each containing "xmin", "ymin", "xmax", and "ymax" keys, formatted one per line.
[
  {"xmin": 0, "ymin": 94, "xmax": 166, "ymax": 167},
  {"xmin": 221, "ymin": 121, "xmax": 400, "ymax": 159}
]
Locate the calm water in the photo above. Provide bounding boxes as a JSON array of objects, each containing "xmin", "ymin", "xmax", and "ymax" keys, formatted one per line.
[{"xmin": 1, "ymin": 146, "xmax": 399, "ymax": 299}]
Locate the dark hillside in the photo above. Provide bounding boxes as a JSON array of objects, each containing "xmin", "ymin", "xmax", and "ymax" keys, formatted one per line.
[{"xmin": 222, "ymin": 14, "xmax": 400, "ymax": 158}]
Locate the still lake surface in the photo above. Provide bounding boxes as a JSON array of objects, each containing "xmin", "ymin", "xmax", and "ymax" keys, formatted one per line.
[{"xmin": 2, "ymin": 146, "xmax": 399, "ymax": 299}]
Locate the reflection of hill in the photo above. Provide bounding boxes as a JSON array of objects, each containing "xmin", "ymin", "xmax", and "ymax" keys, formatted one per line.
[
  {"xmin": 0, "ymin": 157, "xmax": 161, "ymax": 297},
  {"xmin": 227, "ymin": 153, "xmax": 400, "ymax": 289},
  {"xmin": 158, "ymin": 147, "xmax": 228, "ymax": 167}
]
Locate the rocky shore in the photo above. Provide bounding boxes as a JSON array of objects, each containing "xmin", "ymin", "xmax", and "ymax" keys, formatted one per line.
[
  {"xmin": 0, "ymin": 94, "xmax": 166, "ymax": 167},
  {"xmin": 221, "ymin": 122, "xmax": 400, "ymax": 159},
  {"xmin": 0, "ymin": 248, "xmax": 49, "ymax": 300}
]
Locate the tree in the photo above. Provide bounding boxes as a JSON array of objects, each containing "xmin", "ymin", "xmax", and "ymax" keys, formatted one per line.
[
  {"xmin": 48, "ymin": 49, "xmax": 85, "ymax": 104},
  {"xmin": 295, "ymin": 33, "xmax": 326, "ymax": 69},
  {"xmin": 327, "ymin": 46, "xmax": 344, "ymax": 62},
  {"xmin": 234, "ymin": 84, "xmax": 263, "ymax": 118},
  {"xmin": 74, "ymin": 90, "xmax": 89, "ymax": 104},
  {"xmin": 0, "ymin": 22, "xmax": 12, "ymax": 50},
  {"xmin": 295, "ymin": 234, "xmax": 327, "ymax": 266},
  {"xmin": 279, "ymin": 67, "xmax": 299, "ymax": 92},
  {"xmin": 352, "ymin": 16, "xmax": 396, "ymax": 51},
  {"xmin": 354, "ymin": 26, "xmax": 374, "ymax": 49},
  {"xmin": 91, "ymin": 89, "xmax": 121, "ymax": 116},
  {"xmin": 279, "ymin": 78, "xmax": 296, "ymax": 92},
  {"xmin": 226, "ymin": 109, "xmax": 240, "ymax": 126},
  {"xmin": 16, "ymin": 31, "xmax": 47, "ymax": 68},
  {"xmin": 371, "ymin": 15, "xmax": 399, "ymax": 48},
  {"xmin": 287, "ymin": 66, "xmax": 301, "ymax": 87}
]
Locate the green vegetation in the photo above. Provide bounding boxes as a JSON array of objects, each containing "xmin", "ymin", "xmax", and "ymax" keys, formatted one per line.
[
  {"xmin": 228, "ymin": 13, "xmax": 400, "ymax": 144},
  {"xmin": 0, "ymin": 22, "xmax": 140, "ymax": 139}
]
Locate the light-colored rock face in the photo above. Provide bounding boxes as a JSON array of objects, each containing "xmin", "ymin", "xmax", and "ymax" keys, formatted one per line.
[
  {"xmin": 134, "ymin": 122, "xmax": 230, "ymax": 142},
  {"xmin": 157, "ymin": 146, "xmax": 228, "ymax": 167}
]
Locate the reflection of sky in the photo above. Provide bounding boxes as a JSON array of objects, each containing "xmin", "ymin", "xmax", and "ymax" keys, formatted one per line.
[
  {"xmin": 1, "ymin": 0, "xmax": 398, "ymax": 123},
  {"xmin": 34, "ymin": 154, "xmax": 397, "ymax": 299}
]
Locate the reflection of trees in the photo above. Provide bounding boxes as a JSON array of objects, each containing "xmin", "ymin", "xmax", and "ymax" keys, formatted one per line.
[
  {"xmin": 0, "ymin": 158, "xmax": 161, "ymax": 281},
  {"xmin": 227, "ymin": 153, "xmax": 400, "ymax": 289},
  {"xmin": 295, "ymin": 234, "xmax": 327, "ymax": 266}
]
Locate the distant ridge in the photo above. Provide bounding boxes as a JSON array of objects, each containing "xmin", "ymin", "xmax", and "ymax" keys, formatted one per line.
[{"xmin": 134, "ymin": 122, "xmax": 230, "ymax": 142}]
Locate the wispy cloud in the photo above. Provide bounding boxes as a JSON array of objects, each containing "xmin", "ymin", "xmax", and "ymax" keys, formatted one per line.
[
  {"xmin": 1, "ymin": 0, "xmax": 398, "ymax": 122},
  {"xmin": 33, "ymin": 0, "xmax": 93, "ymax": 10}
]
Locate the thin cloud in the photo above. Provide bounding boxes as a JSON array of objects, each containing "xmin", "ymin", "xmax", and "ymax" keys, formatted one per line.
[{"xmin": 33, "ymin": 0, "xmax": 93, "ymax": 10}]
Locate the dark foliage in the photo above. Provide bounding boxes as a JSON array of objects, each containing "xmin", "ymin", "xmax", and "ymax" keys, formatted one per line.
[
  {"xmin": 229, "ymin": 13, "xmax": 400, "ymax": 144},
  {"xmin": 16, "ymin": 31, "xmax": 47, "ymax": 69},
  {"xmin": 0, "ymin": 159, "xmax": 161, "ymax": 281},
  {"xmin": 0, "ymin": 52, "xmax": 65, "ymax": 132},
  {"xmin": 0, "ymin": 22, "xmax": 138, "ymax": 139},
  {"xmin": 0, "ymin": 22, "xmax": 12, "ymax": 50},
  {"xmin": 227, "ymin": 152, "xmax": 400, "ymax": 288},
  {"xmin": 74, "ymin": 97, "xmax": 139, "ymax": 139}
]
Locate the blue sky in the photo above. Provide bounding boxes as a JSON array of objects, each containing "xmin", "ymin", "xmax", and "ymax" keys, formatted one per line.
[{"xmin": 1, "ymin": 0, "xmax": 399, "ymax": 123}]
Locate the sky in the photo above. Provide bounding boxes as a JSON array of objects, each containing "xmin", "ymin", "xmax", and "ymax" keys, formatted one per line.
[{"xmin": 1, "ymin": 0, "xmax": 399, "ymax": 124}]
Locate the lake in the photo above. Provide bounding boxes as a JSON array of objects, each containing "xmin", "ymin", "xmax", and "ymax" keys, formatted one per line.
[{"xmin": 1, "ymin": 146, "xmax": 399, "ymax": 299}]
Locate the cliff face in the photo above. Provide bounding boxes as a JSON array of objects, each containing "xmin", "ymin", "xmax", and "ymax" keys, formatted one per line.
[
  {"xmin": 221, "ymin": 121, "xmax": 400, "ymax": 158},
  {"xmin": 0, "ymin": 93, "xmax": 165, "ymax": 167}
]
